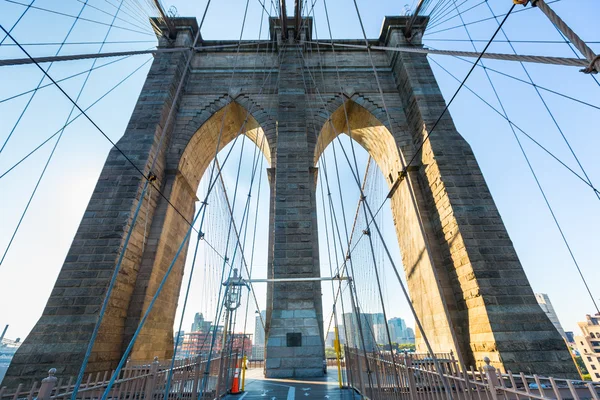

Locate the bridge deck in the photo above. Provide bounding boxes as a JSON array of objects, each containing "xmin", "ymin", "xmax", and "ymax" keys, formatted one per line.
[{"xmin": 226, "ymin": 368, "xmax": 359, "ymax": 400}]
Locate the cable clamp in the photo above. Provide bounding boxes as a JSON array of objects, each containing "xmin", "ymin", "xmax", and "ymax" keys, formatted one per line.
[
  {"xmin": 345, "ymin": 254, "xmax": 351, "ymax": 261},
  {"xmin": 199, "ymin": 231, "xmax": 205, "ymax": 240},
  {"xmin": 360, "ymin": 194, "xmax": 366, "ymax": 201},
  {"xmin": 148, "ymin": 172, "xmax": 158, "ymax": 182},
  {"xmin": 580, "ymin": 54, "xmax": 600, "ymax": 74},
  {"xmin": 386, "ymin": 170, "xmax": 406, "ymax": 199},
  {"xmin": 362, "ymin": 228, "xmax": 370, "ymax": 236}
]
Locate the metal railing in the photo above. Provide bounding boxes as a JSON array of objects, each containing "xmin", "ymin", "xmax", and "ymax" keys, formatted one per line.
[
  {"xmin": 344, "ymin": 347, "xmax": 600, "ymax": 400},
  {"xmin": 0, "ymin": 353, "xmax": 239, "ymax": 400}
]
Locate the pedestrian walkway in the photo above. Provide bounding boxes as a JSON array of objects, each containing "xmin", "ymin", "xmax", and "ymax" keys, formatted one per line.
[{"xmin": 224, "ymin": 368, "xmax": 360, "ymax": 400}]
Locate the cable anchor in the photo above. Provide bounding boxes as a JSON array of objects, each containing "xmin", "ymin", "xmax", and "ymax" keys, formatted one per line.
[{"xmin": 581, "ymin": 55, "xmax": 600, "ymax": 74}]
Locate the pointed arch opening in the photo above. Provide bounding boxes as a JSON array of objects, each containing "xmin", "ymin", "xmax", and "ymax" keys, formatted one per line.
[
  {"xmin": 179, "ymin": 101, "xmax": 272, "ymax": 195},
  {"xmin": 126, "ymin": 100, "xmax": 272, "ymax": 362},
  {"xmin": 314, "ymin": 100, "xmax": 402, "ymax": 187},
  {"xmin": 313, "ymin": 99, "xmax": 460, "ymax": 358}
]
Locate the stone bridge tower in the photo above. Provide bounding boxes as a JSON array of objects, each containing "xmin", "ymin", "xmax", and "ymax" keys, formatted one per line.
[{"xmin": 3, "ymin": 14, "xmax": 577, "ymax": 386}]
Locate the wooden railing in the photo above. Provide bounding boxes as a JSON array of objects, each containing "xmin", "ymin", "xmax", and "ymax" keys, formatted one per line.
[
  {"xmin": 0, "ymin": 353, "xmax": 239, "ymax": 400},
  {"xmin": 344, "ymin": 347, "xmax": 600, "ymax": 400}
]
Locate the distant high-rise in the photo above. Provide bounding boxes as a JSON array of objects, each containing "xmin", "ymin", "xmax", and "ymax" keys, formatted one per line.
[
  {"xmin": 387, "ymin": 317, "xmax": 415, "ymax": 344},
  {"xmin": 252, "ymin": 310, "xmax": 267, "ymax": 360},
  {"xmin": 254, "ymin": 310, "xmax": 266, "ymax": 346},
  {"xmin": 325, "ymin": 331, "xmax": 336, "ymax": 348},
  {"xmin": 191, "ymin": 312, "xmax": 212, "ymax": 333},
  {"xmin": 574, "ymin": 313, "xmax": 600, "ymax": 381},
  {"xmin": 388, "ymin": 317, "xmax": 406, "ymax": 343},
  {"xmin": 343, "ymin": 312, "xmax": 379, "ymax": 351},
  {"xmin": 535, "ymin": 293, "xmax": 566, "ymax": 340},
  {"xmin": 337, "ymin": 325, "xmax": 346, "ymax": 345}
]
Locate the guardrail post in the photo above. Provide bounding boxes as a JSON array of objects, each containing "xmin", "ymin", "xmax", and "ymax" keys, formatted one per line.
[
  {"xmin": 483, "ymin": 357, "xmax": 499, "ymax": 400},
  {"xmin": 405, "ymin": 352, "xmax": 418, "ymax": 397},
  {"xmin": 36, "ymin": 368, "xmax": 57, "ymax": 400},
  {"xmin": 144, "ymin": 357, "xmax": 160, "ymax": 400}
]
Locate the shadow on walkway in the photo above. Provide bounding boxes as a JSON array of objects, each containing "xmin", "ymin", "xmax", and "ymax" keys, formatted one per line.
[{"xmin": 224, "ymin": 368, "xmax": 360, "ymax": 400}]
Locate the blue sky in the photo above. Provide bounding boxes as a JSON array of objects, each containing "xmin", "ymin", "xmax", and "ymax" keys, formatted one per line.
[{"xmin": 0, "ymin": 0, "xmax": 598, "ymax": 345}]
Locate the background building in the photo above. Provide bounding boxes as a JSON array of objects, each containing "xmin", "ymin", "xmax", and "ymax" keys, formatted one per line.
[
  {"xmin": 0, "ymin": 337, "xmax": 20, "ymax": 383},
  {"xmin": 343, "ymin": 312, "xmax": 385, "ymax": 351},
  {"xmin": 251, "ymin": 310, "xmax": 266, "ymax": 360},
  {"xmin": 191, "ymin": 313, "xmax": 212, "ymax": 333},
  {"xmin": 254, "ymin": 311, "xmax": 266, "ymax": 346},
  {"xmin": 179, "ymin": 328, "xmax": 250, "ymax": 359},
  {"xmin": 574, "ymin": 314, "xmax": 600, "ymax": 381},
  {"xmin": 388, "ymin": 317, "xmax": 415, "ymax": 344},
  {"xmin": 535, "ymin": 293, "xmax": 567, "ymax": 340}
]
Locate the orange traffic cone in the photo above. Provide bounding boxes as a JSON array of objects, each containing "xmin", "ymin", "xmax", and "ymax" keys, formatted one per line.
[{"xmin": 230, "ymin": 361, "xmax": 242, "ymax": 394}]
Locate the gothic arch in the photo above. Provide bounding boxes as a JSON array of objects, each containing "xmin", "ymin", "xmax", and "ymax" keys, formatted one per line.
[
  {"xmin": 313, "ymin": 99, "xmax": 402, "ymax": 186},
  {"xmin": 313, "ymin": 99, "xmax": 462, "ymax": 357},
  {"xmin": 124, "ymin": 101, "xmax": 272, "ymax": 361},
  {"xmin": 177, "ymin": 100, "xmax": 272, "ymax": 194}
]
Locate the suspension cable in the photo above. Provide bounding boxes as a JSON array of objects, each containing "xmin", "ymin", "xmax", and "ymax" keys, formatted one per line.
[
  {"xmin": 0, "ymin": 0, "xmax": 90, "ymax": 157},
  {"xmin": 479, "ymin": 2, "xmax": 599, "ymax": 312},
  {"xmin": 0, "ymin": 0, "xmax": 35, "ymax": 45},
  {"xmin": 429, "ymin": 50, "xmax": 600, "ymax": 111},
  {"xmin": 297, "ymin": 29, "xmax": 377, "ymax": 399},
  {"xmin": 0, "ymin": 51, "xmax": 147, "ymax": 105},
  {"xmin": 482, "ymin": 2, "xmax": 600, "ymax": 203},
  {"xmin": 0, "ymin": 57, "xmax": 153, "ymax": 181},
  {"xmin": 0, "ymin": 0, "xmax": 94, "ymax": 266},
  {"xmin": 427, "ymin": 57, "xmax": 599, "ymax": 195},
  {"xmin": 304, "ymin": 40, "xmax": 588, "ymax": 68},
  {"xmin": 317, "ymin": 0, "xmax": 517, "ymax": 395},
  {"xmin": 423, "ymin": 0, "xmax": 562, "ymax": 36},
  {"xmin": 2, "ymin": 0, "xmax": 154, "ymax": 36}
]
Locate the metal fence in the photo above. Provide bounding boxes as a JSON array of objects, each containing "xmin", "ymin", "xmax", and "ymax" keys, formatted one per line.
[
  {"xmin": 0, "ymin": 353, "xmax": 239, "ymax": 400},
  {"xmin": 344, "ymin": 347, "xmax": 600, "ymax": 400}
]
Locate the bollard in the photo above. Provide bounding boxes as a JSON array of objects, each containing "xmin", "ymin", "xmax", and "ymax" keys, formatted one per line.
[
  {"xmin": 241, "ymin": 356, "xmax": 247, "ymax": 392},
  {"xmin": 36, "ymin": 368, "xmax": 57, "ymax": 400},
  {"xmin": 144, "ymin": 357, "xmax": 160, "ymax": 400},
  {"xmin": 483, "ymin": 357, "xmax": 499, "ymax": 400}
]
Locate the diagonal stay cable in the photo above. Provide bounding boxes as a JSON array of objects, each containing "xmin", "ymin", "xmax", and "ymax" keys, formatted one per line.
[
  {"xmin": 101, "ymin": 10, "xmax": 285, "ymax": 400},
  {"xmin": 0, "ymin": 0, "xmax": 90, "ymax": 157},
  {"xmin": 427, "ymin": 50, "xmax": 600, "ymax": 111},
  {"xmin": 423, "ymin": 0, "xmax": 562, "ymax": 36},
  {"xmin": 73, "ymin": 0, "xmax": 153, "ymax": 33},
  {"xmin": 0, "ymin": 0, "xmax": 34, "ymax": 45},
  {"xmin": 0, "ymin": 57, "xmax": 153, "ymax": 181},
  {"xmin": 483, "ymin": 1, "xmax": 600, "ymax": 202},
  {"xmin": 0, "ymin": 50, "xmax": 146, "ymax": 105},
  {"xmin": 429, "ymin": 61, "xmax": 600, "ymax": 317},
  {"xmin": 1, "ymin": 0, "xmax": 129, "ymax": 267},
  {"xmin": 404, "ymin": 4, "xmax": 517, "ymax": 172},
  {"xmin": 455, "ymin": 1, "xmax": 599, "ymax": 312},
  {"xmin": 428, "ymin": 57, "xmax": 599, "ymax": 195},
  {"xmin": 2, "ymin": 0, "xmax": 154, "ymax": 36},
  {"xmin": 0, "ymin": 25, "xmax": 154, "ymax": 183}
]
